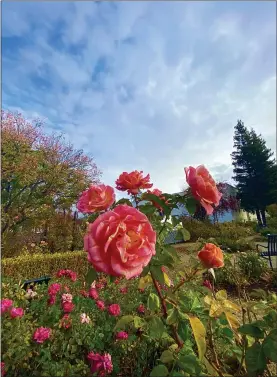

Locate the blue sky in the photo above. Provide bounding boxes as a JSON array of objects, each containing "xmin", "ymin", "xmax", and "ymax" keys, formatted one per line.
[{"xmin": 2, "ymin": 1, "xmax": 276, "ymax": 195}]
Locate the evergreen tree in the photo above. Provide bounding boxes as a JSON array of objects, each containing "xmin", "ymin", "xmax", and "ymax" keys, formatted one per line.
[{"xmin": 231, "ymin": 120, "xmax": 277, "ymax": 226}]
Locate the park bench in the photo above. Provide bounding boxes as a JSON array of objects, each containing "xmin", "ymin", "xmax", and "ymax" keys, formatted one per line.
[
  {"xmin": 256, "ymin": 234, "xmax": 277, "ymax": 270},
  {"xmin": 22, "ymin": 276, "xmax": 51, "ymax": 290}
]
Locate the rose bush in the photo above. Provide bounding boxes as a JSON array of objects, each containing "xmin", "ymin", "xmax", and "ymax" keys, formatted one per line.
[{"xmin": 1, "ymin": 165, "xmax": 276, "ymax": 377}]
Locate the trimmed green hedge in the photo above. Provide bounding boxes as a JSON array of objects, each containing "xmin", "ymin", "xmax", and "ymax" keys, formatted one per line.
[{"xmin": 2, "ymin": 251, "xmax": 89, "ymax": 280}]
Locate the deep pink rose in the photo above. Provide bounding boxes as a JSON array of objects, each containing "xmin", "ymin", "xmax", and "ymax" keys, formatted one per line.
[
  {"xmin": 96, "ymin": 300, "xmax": 106, "ymax": 311},
  {"xmin": 108, "ymin": 304, "xmax": 121, "ymax": 317},
  {"xmin": 1, "ymin": 299, "xmax": 13, "ymax": 314},
  {"xmin": 203, "ymin": 280, "xmax": 213, "ymax": 290},
  {"xmin": 77, "ymin": 184, "xmax": 115, "ymax": 214},
  {"xmin": 185, "ymin": 165, "xmax": 222, "ymax": 215},
  {"xmin": 1, "ymin": 362, "xmax": 6, "ymax": 376},
  {"xmin": 89, "ymin": 288, "xmax": 99, "ymax": 300},
  {"xmin": 47, "ymin": 295, "xmax": 56, "ymax": 306},
  {"xmin": 33, "ymin": 327, "xmax": 51, "ymax": 343},
  {"xmin": 10, "ymin": 307, "xmax": 24, "ymax": 318},
  {"xmin": 87, "ymin": 352, "xmax": 113, "ymax": 376},
  {"xmin": 120, "ymin": 287, "xmax": 128, "ymax": 294},
  {"xmin": 84, "ymin": 205, "xmax": 156, "ymax": 279},
  {"xmin": 137, "ymin": 304, "xmax": 145, "ymax": 314},
  {"xmin": 48, "ymin": 283, "xmax": 61, "ymax": 296},
  {"xmin": 56, "ymin": 269, "xmax": 77, "ymax": 282},
  {"xmin": 62, "ymin": 301, "xmax": 75, "ymax": 313},
  {"xmin": 116, "ymin": 331, "xmax": 128, "ymax": 340},
  {"xmin": 60, "ymin": 314, "xmax": 72, "ymax": 329}
]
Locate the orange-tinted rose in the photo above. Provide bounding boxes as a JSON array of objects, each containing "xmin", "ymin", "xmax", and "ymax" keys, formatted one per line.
[
  {"xmin": 84, "ymin": 204, "xmax": 156, "ymax": 279},
  {"xmin": 77, "ymin": 184, "xmax": 115, "ymax": 214},
  {"xmin": 115, "ymin": 171, "xmax": 153, "ymax": 195},
  {"xmin": 147, "ymin": 188, "xmax": 168, "ymax": 210},
  {"xmin": 185, "ymin": 165, "xmax": 222, "ymax": 215},
  {"xmin": 198, "ymin": 243, "xmax": 224, "ymax": 269}
]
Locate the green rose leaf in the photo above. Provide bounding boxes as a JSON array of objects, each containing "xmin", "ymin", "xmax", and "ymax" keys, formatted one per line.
[
  {"xmin": 263, "ymin": 329, "xmax": 277, "ymax": 362},
  {"xmin": 238, "ymin": 324, "xmax": 264, "ymax": 339},
  {"xmin": 166, "ymin": 308, "xmax": 179, "ymax": 326},
  {"xmin": 147, "ymin": 293, "xmax": 160, "ymax": 312},
  {"xmin": 148, "ymin": 316, "xmax": 165, "ymax": 339},
  {"xmin": 185, "ymin": 197, "xmax": 197, "ymax": 215},
  {"xmin": 245, "ymin": 343, "xmax": 266, "ymax": 375},
  {"xmin": 114, "ymin": 315, "xmax": 134, "ymax": 330},
  {"xmin": 150, "ymin": 266, "xmax": 165, "ymax": 285},
  {"xmin": 150, "ymin": 365, "xmax": 169, "ymax": 377},
  {"xmin": 160, "ymin": 350, "xmax": 174, "ymax": 364}
]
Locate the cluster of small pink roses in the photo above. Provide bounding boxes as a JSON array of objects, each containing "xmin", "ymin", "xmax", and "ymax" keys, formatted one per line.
[
  {"xmin": 1, "ymin": 299, "xmax": 24, "ymax": 318},
  {"xmin": 56, "ymin": 269, "xmax": 77, "ymax": 282}
]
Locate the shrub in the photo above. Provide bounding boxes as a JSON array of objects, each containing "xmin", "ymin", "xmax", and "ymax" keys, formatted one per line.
[
  {"xmin": 217, "ymin": 237, "xmax": 256, "ymax": 253},
  {"xmin": 237, "ymin": 252, "xmax": 269, "ymax": 280},
  {"xmin": 180, "ymin": 218, "xmax": 254, "ymax": 242},
  {"xmin": 2, "ymin": 251, "xmax": 88, "ymax": 281}
]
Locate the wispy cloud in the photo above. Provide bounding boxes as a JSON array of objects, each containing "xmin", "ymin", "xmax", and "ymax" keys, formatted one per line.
[{"xmin": 2, "ymin": 1, "xmax": 276, "ymax": 195}]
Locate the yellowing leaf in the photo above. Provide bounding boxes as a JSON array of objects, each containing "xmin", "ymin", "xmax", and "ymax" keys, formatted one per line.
[
  {"xmin": 225, "ymin": 311, "xmax": 240, "ymax": 329},
  {"xmin": 204, "ymin": 358, "xmax": 219, "ymax": 376},
  {"xmin": 138, "ymin": 274, "xmax": 152, "ymax": 290},
  {"xmin": 204, "ymin": 295, "xmax": 213, "ymax": 306},
  {"xmin": 189, "ymin": 316, "xmax": 206, "ymax": 361},
  {"xmin": 215, "ymin": 290, "xmax": 227, "ymax": 301},
  {"xmin": 163, "ymin": 272, "xmax": 171, "ymax": 287},
  {"xmin": 210, "ymin": 300, "xmax": 224, "ymax": 318},
  {"xmin": 223, "ymin": 300, "xmax": 240, "ymax": 313}
]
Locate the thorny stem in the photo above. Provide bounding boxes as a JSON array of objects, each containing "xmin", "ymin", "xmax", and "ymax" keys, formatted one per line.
[
  {"xmin": 150, "ymin": 271, "xmax": 184, "ymax": 349},
  {"xmin": 172, "ymin": 269, "xmax": 199, "ymax": 294}
]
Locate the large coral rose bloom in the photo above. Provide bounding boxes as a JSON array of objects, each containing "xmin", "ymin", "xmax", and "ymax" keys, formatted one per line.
[
  {"xmin": 115, "ymin": 171, "xmax": 153, "ymax": 195},
  {"xmin": 84, "ymin": 205, "xmax": 156, "ymax": 279},
  {"xmin": 185, "ymin": 165, "xmax": 222, "ymax": 215},
  {"xmin": 77, "ymin": 184, "xmax": 115, "ymax": 214}
]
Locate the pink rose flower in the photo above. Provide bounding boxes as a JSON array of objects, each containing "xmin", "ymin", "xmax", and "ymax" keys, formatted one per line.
[
  {"xmin": 137, "ymin": 304, "xmax": 145, "ymax": 314},
  {"xmin": 185, "ymin": 165, "xmax": 222, "ymax": 215},
  {"xmin": 1, "ymin": 362, "xmax": 6, "ymax": 376},
  {"xmin": 80, "ymin": 313, "xmax": 91, "ymax": 324},
  {"xmin": 10, "ymin": 307, "xmax": 24, "ymax": 318},
  {"xmin": 1, "ymin": 299, "xmax": 13, "ymax": 314},
  {"xmin": 62, "ymin": 293, "xmax": 73, "ymax": 303},
  {"xmin": 96, "ymin": 300, "xmax": 106, "ymax": 311},
  {"xmin": 203, "ymin": 280, "xmax": 213, "ymax": 291},
  {"xmin": 115, "ymin": 170, "xmax": 153, "ymax": 195},
  {"xmin": 108, "ymin": 304, "xmax": 121, "ymax": 317},
  {"xmin": 62, "ymin": 301, "xmax": 75, "ymax": 313},
  {"xmin": 87, "ymin": 352, "xmax": 113, "ymax": 376},
  {"xmin": 60, "ymin": 314, "xmax": 72, "ymax": 329},
  {"xmin": 84, "ymin": 205, "xmax": 156, "ymax": 279},
  {"xmin": 89, "ymin": 288, "xmax": 99, "ymax": 300},
  {"xmin": 47, "ymin": 295, "xmax": 56, "ymax": 306},
  {"xmin": 120, "ymin": 287, "xmax": 128, "ymax": 294},
  {"xmin": 48, "ymin": 283, "xmax": 61, "ymax": 296},
  {"xmin": 116, "ymin": 331, "xmax": 128, "ymax": 340},
  {"xmin": 56, "ymin": 269, "xmax": 77, "ymax": 282},
  {"xmin": 77, "ymin": 184, "xmax": 115, "ymax": 214},
  {"xmin": 33, "ymin": 327, "xmax": 51, "ymax": 343}
]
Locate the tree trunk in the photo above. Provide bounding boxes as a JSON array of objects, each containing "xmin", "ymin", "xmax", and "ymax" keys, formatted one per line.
[
  {"xmin": 255, "ymin": 209, "xmax": 262, "ymax": 227},
  {"xmin": 260, "ymin": 208, "xmax": 267, "ymax": 227}
]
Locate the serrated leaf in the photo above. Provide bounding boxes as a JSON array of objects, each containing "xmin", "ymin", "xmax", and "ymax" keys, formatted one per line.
[
  {"xmin": 114, "ymin": 315, "xmax": 134, "ymax": 330},
  {"xmin": 263, "ymin": 329, "xmax": 277, "ymax": 362},
  {"xmin": 245, "ymin": 343, "xmax": 266, "ymax": 375},
  {"xmin": 138, "ymin": 274, "xmax": 152, "ymax": 290},
  {"xmin": 210, "ymin": 300, "xmax": 224, "ymax": 317},
  {"xmin": 148, "ymin": 316, "xmax": 165, "ymax": 339},
  {"xmin": 215, "ymin": 290, "xmax": 227, "ymax": 301},
  {"xmin": 163, "ymin": 272, "xmax": 171, "ymax": 287},
  {"xmin": 223, "ymin": 300, "xmax": 240, "ymax": 313},
  {"xmin": 177, "ymin": 354, "xmax": 202, "ymax": 374},
  {"xmin": 150, "ymin": 365, "xmax": 169, "ymax": 377},
  {"xmin": 160, "ymin": 350, "xmax": 174, "ymax": 364},
  {"xmin": 225, "ymin": 311, "xmax": 240, "ymax": 329},
  {"xmin": 238, "ymin": 324, "xmax": 264, "ymax": 339},
  {"xmin": 188, "ymin": 316, "xmax": 206, "ymax": 361},
  {"xmin": 180, "ymin": 228, "xmax": 191, "ymax": 241},
  {"xmin": 147, "ymin": 293, "xmax": 160, "ymax": 312},
  {"xmin": 151, "ymin": 266, "xmax": 165, "ymax": 285},
  {"xmin": 166, "ymin": 308, "xmax": 179, "ymax": 325}
]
